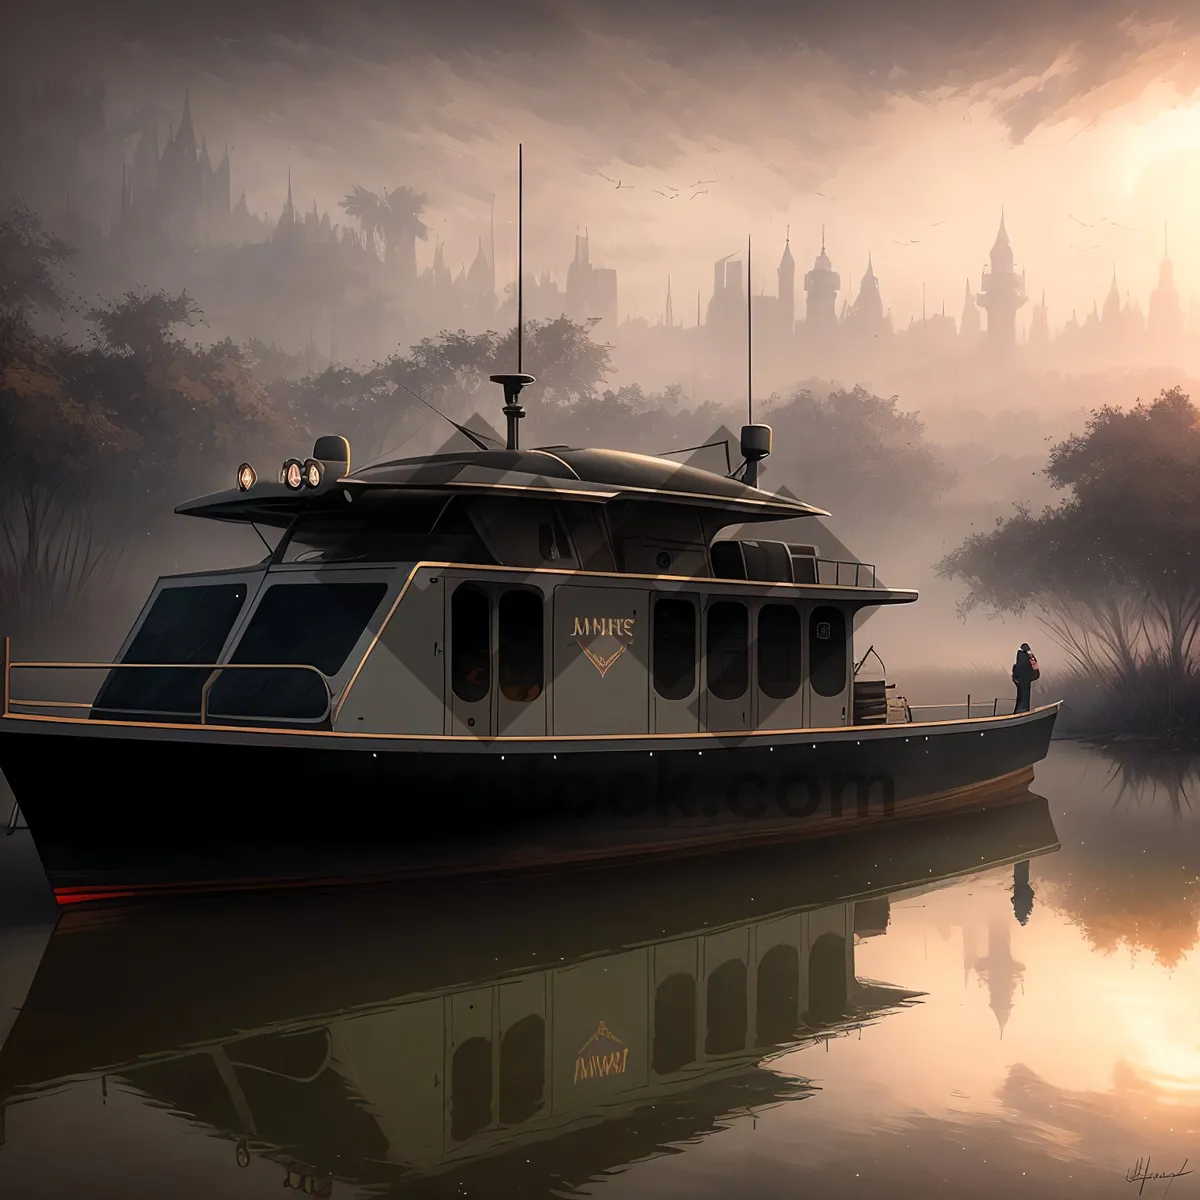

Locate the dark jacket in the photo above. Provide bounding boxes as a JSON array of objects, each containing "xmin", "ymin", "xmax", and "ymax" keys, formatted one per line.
[{"xmin": 1012, "ymin": 649, "xmax": 1037, "ymax": 685}]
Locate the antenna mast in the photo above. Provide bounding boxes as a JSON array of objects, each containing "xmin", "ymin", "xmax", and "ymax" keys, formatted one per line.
[
  {"xmin": 747, "ymin": 234, "xmax": 752, "ymax": 425},
  {"xmin": 489, "ymin": 142, "xmax": 536, "ymax": 450},
  {"xmin": 518, "ymin": 143, "xmax": 523, "ymax": 373},
  {"xmin": 738, "ymin": 230, "xmax": 771, "ymax": 488}
]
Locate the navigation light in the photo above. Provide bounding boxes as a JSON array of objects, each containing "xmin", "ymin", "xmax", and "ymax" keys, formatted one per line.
[
  {"xmin": 282, "ymin": 459, "xmax": 304, "ymax": 490},
  {"xmin": 236, "ymin": 463, "xmax": 256, "ymax": 491},
  {"xmin": 303, "ymin": 459, "xmax": 323, "ymax": 488}
]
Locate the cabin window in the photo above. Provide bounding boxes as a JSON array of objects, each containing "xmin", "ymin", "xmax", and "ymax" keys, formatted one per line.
[
  {"xmin": 451, "ymin": 584, "xmax": 491, "ymax": 703},
  {"xmin": 498, "ymin": 589, "xmax": 543, "ymax": 702},
  {"xmin": 706, "ymin": 601, "xmax": 749, "ymax": 700},
  {"xmin": 93, "ymin": 583, "xmax": 248, "ymax": 718},
  {"xmin": 206, "ymin": 581, "xmax": 386, "ymax": 721},
  {"xmin": 810, "ymin": 605, "xmax": 848, "ymax": 697},
  {"xmin": 758, "ymin": 604, "xmax": 802, "ymax": 700},
  {"xmin": 653, "ymin": 598, "xmax": 696, "ymax": 700},
  {"xmin": 537, "ymin": 513, "xmax": 572, "ymax": 563}
]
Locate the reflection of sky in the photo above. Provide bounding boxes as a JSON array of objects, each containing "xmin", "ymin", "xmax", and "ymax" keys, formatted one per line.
[{"xmin": 2, "ymin": 741, "xmax": 1199, "ymax": 1197}]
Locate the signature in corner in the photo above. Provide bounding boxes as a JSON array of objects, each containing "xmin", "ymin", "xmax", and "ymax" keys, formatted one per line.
[{"xmin": 1126, "ymin": 1157, "xmax": 1194, "ymax": 1196}]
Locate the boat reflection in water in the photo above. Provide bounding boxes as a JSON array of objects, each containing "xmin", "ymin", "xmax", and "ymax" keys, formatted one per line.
[{"xmin": 0, "ymin": 793, "xmax": 1059, "ymax": 1195}]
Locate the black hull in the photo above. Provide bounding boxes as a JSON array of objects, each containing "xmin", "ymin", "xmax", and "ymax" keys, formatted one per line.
[{"xmin": 0, "ymin": 706, "xmax": 1058, "ymax": 904}]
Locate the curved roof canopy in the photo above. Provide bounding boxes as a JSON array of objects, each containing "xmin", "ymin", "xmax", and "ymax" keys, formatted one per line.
[{"xmin": 176, "ymin": 445, "xmax": 830, "ymax": 527}]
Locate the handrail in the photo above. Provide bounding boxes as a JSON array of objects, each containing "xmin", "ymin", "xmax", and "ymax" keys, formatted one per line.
[
  {"xmin": 5, "ymin": 659, "xmax": 334, "ymax": 726},
  {"xmin": 907, "ymin": 697, "xmax": 1020, "ymax": 718},
  {"xmin": 815, "ymin": 558, "xmax": 877, "ymax": 588}
]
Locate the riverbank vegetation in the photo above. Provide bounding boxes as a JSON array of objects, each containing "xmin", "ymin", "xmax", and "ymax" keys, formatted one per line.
[
  {"xmin": 1, "ymin": 198, "xmax": 954, "ymax": 647},
  {"xmin": 938, "ymin": 387, "xmax": 1200, "ymax": 746}
]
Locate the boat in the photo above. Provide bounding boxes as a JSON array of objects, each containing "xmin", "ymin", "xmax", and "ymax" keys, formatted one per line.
[
  {"xmin": 0, "ymin": 795, "xmax": 1060, "ymax": 1192},
  {"xmin": 0, "ymin": 151, "xmax": 1058, "ymax": 905}
]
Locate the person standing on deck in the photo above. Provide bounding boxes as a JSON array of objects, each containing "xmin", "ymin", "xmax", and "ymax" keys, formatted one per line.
[{"xmin": 1012, "ymin": 643, "xmax": 1039, "ymax": 713}]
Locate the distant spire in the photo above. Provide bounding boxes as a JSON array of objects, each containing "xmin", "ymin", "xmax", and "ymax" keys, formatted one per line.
[{"xmin": 821, "ymin": 222, "xmax": 826, "ymax": 253}]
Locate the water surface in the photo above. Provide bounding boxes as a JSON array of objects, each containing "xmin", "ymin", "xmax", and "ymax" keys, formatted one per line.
[{"xmin": 0, "ymin": 740, "xmax": 1198, "ymax": 1199}]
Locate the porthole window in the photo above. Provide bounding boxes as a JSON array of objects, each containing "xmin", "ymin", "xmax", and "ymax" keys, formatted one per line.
[
  {"xmin": 758, "ymin": 603, "xmax": 802, "ymax": 699},
  {"xmin": 498, "ymin": 589, "xmax": 543, "ymax": 702},
  {"xmin": 653, "ymin": 598, "xmax": 696, "ymax": 700},
  {"xmin": 451, "ymin": 584, "xmax": 490, "ymax": 703},
  {"xmin": 810, "ymin": 605, "xmax": 847, "ymax": 697},
  {"xmin": 707, "ymin": 601, "xmax": 749, "ymax": 700}
]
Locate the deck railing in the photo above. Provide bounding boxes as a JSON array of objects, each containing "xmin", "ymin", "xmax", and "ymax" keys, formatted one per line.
[
  {"xmin": 2, "ymin": 640, "xmax": 333, "ymax": 726},
  {"xmin": 905, "ymin": 694, "xmax": 1022, "ymax": 720},
  {"xmin": 815, "ymin": 559, "xmax": 877, "ymax": 588}
]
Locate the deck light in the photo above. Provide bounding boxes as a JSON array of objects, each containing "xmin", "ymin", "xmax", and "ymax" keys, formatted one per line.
[
  {"xmin": 236, "ymin": 463, "xmax": 256, "ymax": 491},
  {"xmin": 303, "ymin": 458, "xmax": 323, "ymax": 488},
  {"xmin": 281, "ymin": 458, "xmax": 304, "ymax": 490}
]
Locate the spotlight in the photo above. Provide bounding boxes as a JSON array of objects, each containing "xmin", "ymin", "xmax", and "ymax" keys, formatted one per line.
[
  {"xmin": 236, "ymin": 463, "xmax": 256, "ymax": 491},
  {"xmin": 282, "ymin": 458, "xmax": 304, "ymax": 490},
  {"xmin": 302, "ymin": 458, "xmax": 323, "ymax": 488}
]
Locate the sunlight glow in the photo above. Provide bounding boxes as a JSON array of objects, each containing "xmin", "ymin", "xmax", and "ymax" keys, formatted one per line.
[{"xmin": 1124, "ymin": 104, "xmax": 1200, "ymax": 194}]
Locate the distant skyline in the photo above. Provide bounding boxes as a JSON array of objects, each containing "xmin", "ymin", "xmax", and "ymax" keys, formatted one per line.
[{"xmin": 7, "ymin": 2, "xmax": 1200, "ymax": 330}]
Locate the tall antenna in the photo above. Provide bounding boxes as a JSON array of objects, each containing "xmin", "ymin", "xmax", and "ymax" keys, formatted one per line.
[
  {"xmin": 518, "ymin": 143, "xmax": 524, "ymax": 373},
  {"xmin": 738, "ymin": 230, "xmax": 771, "ymax": 488},
  {"xmin": 490, "ymin": 143, "xmax": 535, "ymax": 451},
  {"xmin": 747, "ymin": 235, "xmax": 753, "ymax": 425}
]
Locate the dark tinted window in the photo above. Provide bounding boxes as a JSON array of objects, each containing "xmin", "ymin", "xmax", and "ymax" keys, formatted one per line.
[
  {"xmin": 93, "ymin": 583, "xmax": 247, "ymax": 718},
  {"xmin": 758, "ymin": 604, "xmax": 802, "ymax": 700},
  {"xmin": 706, "ymin": 601, "xmax": 748, "ymax": 700},
  {"xmin": 498, "ymin": 590, "xmax": 543, "ymax": 702},
  {"xmin": 653, "ymin": 598, "xmax": 696, "ymax": 700},
  {"xmin": 810, "ymin": 605, "xmax": 848, "ymax": 697},
  {"xmin": 206, "ymin": 582, "xmax": 386, "ymax": 721},
  {"xmin": 452, "ymin": 584, "xmax": 491, "ymax": 703},
  {"xmin": 282, "ymin": 503, "xmax": 493, "ymax": 565}
]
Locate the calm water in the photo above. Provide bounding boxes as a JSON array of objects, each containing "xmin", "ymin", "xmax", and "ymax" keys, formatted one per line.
[{"xmin": 1, "ymin": 739, "xmax": 1198, "ymax": 1199}]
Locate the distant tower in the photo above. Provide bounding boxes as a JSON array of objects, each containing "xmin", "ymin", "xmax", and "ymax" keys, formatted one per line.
[
  {"xmin": 976, "ymin": 210, "xmax": 1027, "ymax": 348},
  {"xmin": 778, "ymin": 229, "xmax": 795, "ymax": 334},
  {"xmin": 845, "ymin": 254, "xmax": 885, "ymax": 341},
  {"xmin": 1029, "ymin": 289, "xmax": 1050, "ymax": 349},
  {"xmin": 960, "ymin": 277, "xmax": 981, "ymax": 338},
  {"xmin": 665, "ymin": 274, "xmax": 674, "ymax": 327},
  {"xmin": 1102, "ymin": 265, "xmax": 1122, "ymax": 326},
  {"xmin": 803, "ymin": 224, "xmax": 840, "ymax": 332},
  {"xmin": 1148, "ymin": 223, "xmax": 1185, "ymax": 346}
]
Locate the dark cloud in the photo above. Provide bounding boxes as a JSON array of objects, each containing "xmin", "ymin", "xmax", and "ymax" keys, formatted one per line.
[{"xmin": 7, "ymin": 1, "xmax": 1200, "ymax": 154}]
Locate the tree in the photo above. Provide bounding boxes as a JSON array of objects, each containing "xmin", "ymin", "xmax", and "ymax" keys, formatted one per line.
[
  {"xmin": 339, "ymin": 184, "xmax": 429, "ymax": 277},
  {"xmin": 762, "ymin": 385, "xmax": 956, "ymax": 524},
  {"xmin": 0, "ymin": 198, "xmax": 75, "ymax": 365},
  {"xmin": 937, "ymin": 387, "xmax": 1200, "ymax": 733},
  {"xmin": 86, "ymin": 287, "xmax": 203, "ymax": 360}
]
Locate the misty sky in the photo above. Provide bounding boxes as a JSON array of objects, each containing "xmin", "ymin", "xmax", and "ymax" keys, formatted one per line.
[{"xmin": 11, "ymin": 0, "xmax": 1200, "ymax": 329}]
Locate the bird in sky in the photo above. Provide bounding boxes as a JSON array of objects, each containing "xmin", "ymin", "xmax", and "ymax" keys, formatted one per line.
[
  {"xmin": 1068, "ymin": 213, "xmax": 1095, "ymax": 228},
  {"xmin": 1071, "ymin": 243, "xmax": 1100, "ymax": 252},
  {"xmin": 691, "ymin": 178, "xmax": 718, "ymax": 186},
  {"xmin": 931, "ymin": 219, "xmax": 946, "ymax": 227},
  {"xmin": 652, "ymin": 189, "xmax": 677, "ymax": 199},
  {"xmin": 690, "ymin": 190, "xmax": 708, "ymax": 199}
]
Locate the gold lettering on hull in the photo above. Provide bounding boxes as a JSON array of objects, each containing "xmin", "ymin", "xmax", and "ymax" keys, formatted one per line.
[
  {"xmin": 573, "ymin": 1020, "xmax": 628, "ymax": 1084},
  {"xmin": 572, "ymin": 617, "xmax": 636, "ymax": 678}
]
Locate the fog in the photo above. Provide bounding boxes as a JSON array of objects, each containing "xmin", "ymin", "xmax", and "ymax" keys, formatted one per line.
[{"xmin": 5, "ymin": 0, "xmax": 1200, "ymax": 689}]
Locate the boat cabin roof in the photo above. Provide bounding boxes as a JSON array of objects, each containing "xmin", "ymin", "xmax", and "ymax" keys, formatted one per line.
[{"xmin": 176, "ymin": 445, "xmax": 829, "ymax": 530}]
